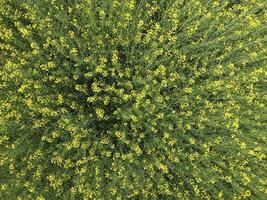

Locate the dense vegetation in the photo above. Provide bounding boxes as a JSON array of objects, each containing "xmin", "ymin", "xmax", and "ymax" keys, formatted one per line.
[{"xmin": 0, "ymin": 0, "xmax": 266, "ymax": 199}]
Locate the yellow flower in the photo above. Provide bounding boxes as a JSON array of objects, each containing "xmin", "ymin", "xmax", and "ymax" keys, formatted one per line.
[
  {"xmin": 70, "ymin": 48, "xmax": 78, "ymax": 56},
  {"xmin": 95, "ymin": 108, "xmax": 105, "ymax": 120}
]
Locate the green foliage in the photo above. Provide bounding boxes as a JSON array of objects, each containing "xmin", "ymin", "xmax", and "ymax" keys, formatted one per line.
[{"xmin": 0, "ymin": 0, "xmax": 266, "ymax": 199}]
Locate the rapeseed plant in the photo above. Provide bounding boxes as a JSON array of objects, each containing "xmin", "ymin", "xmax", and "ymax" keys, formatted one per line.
[{"xmin": 0, "ymin": 0, "xmax": 266, "ymax": 199}]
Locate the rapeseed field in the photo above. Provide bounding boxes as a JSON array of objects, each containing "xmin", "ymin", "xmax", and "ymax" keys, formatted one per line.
[{"xmin": 0, "ymin": 0, "xmax": 266, "ymax": 199}]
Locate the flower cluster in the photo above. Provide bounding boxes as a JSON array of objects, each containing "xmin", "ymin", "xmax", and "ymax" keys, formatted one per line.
[{"xmin": 0, "ymin": 0, "xmax": 266, "ymax": 199}]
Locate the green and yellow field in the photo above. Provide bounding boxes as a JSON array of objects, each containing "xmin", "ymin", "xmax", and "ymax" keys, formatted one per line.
[{"xmin": 0, "ymin": 0, "xmax": 266, "ymax": 199}]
